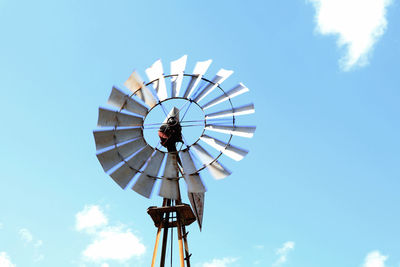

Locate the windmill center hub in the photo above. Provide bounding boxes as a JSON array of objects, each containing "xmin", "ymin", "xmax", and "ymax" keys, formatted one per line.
[{"xmin": 143, "ymin": 98, "xmax": 205, "ymax": 152}]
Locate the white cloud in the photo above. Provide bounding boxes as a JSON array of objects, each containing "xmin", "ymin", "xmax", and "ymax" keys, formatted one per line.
[
  {"xmin": 273, "ymin": 241, "xmax": 295, "ymax": 266},
  {"xmin": 19, "ymin": 228, "xmax": 33, "ymax": 244},
  {"xmin": 82, "ymin": 226, "xmax": 146, "ymax": 262},
  {"xmin": 76, "ymin": 205, "xmax": 146, "ymax": 264},
  {"xmin": 201, "ymin": 257, "xmax": 238, "ymax": 267},
  {"xmin": 34, "ymin": 240, "xmax": 43, "ymax": 248},
  {"xmin": 363, "ymin": 251, "xmax": 387, "ymax": 267},
  {"xmin": 75, "ymin": 205, "xmax": 108, "ymax": 232},
  {"xmin": 0, "ymin": 222, "xmax": 3, "ymax": 229},
  {"xmin": 309, "ymin": 0, "xmax": 393, "ymax": 70},
  {"xmin": 0, "ymin": 252, "xmax": 16, "ymax": 267}
]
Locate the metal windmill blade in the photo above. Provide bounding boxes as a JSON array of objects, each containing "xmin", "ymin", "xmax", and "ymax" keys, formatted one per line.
[
  {"xmin": 182, "ymin": 59, "xmax": 212, "ymax": 99},
  {"xmin": 201, "ymin": 82, "xmax": 249, "ymax": 110},
  {"xmin": 124, "ymin": 71, "xmax": 158, "ymax": 108},
  {"xmin": 145, "ymin": 59, "xmax": 168, "ymax": 101},
  {"xmin": 193, "ymin": 68, "xmax": 234, "ymax": 103},
  {"xmin": 179, "ymin": 149, "xmax": 206, "ymax": 230},
  {"xmin": 159, "ymin": 152, "xmax": 180, "ymax": 200},
  {"xmin": 132, "ymin": 150, "xmax": 164, "ymax": 198},
  {"xmin": 93, "ymin": 55, "xmax": 256, "ymax": 233},
  {"xmin": 170, "ymin": 55, "xmax": 187, "ymax": 97},
  {"xmin": 108, "ymin": 86, "xmax": 148, "ymax": 117},
  {"xmin": 199, "ymin": 134, "xmax": 248, "ymax": 161}
]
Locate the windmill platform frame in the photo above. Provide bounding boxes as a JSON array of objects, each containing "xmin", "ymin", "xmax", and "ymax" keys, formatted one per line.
[{"xmin": 148, "ymin": 194, "xmax": 195, "ymax": 266}]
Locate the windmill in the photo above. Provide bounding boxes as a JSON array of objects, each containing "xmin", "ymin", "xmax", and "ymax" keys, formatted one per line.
[{"xmin": 93, "ymin": 55, "xmax": 256, "ymax": 266}]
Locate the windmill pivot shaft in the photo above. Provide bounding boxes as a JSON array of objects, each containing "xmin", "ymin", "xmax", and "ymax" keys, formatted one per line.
[{"xmin": 147, "ymin": 204, "xmax": 196, "ymax": 228}]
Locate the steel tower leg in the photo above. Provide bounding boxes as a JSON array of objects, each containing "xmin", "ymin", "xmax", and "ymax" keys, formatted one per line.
[
  {"xmin": 151, "ymin": 224, "xmax": 162, "ymax": 267},
  {"xmin": 182, "ymin": 225, "xmax": 191, "ymax": 267},
  {"xmin": 160, "ymin": 198, "xmax": 171, "ymax": 267},
  {"xmin": 177, "ymin": 213, "xmax": 185, "ymax": 267}
]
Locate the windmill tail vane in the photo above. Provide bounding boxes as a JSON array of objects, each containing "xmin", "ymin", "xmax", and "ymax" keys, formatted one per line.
[{"xmin": 93, "ymin": 55, "xmax": 256, "ymax": 266}]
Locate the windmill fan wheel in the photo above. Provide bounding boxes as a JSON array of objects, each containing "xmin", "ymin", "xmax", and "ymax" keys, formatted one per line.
[{"xmin": 93, "ymin": 55, "xmax": 256, "ymax": 203}]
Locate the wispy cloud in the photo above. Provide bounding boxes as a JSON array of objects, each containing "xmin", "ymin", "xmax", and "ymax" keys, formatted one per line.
[
  {"xmin": 273, "ymin": 241, "xmax": 295, "ymax": 266},
  {"xmin": 19, "ymin": 228, "xmax": 33, "ymax": 244},
  {"xmin": 363, "ymin": 251, "xmax": 387, "ymax": 267},
  {"xmin": 309, "ymin": 0, "xmax": 393, "ymax": 70},
  {"xmin": 199, "ymin": 257, "xmax": 238, "ymax": 267},
  {"xmin": 34, "ymin": 240, "xmax": 43, "ymax": 248},
  {"xmin": 18, "ymin": 228, "xmax": 44, "ymax": 262},
  {"xmin": 0, "ymin": 252, "xmax": 16, "ymax": 267},
  {"xmin": 75, "ymin": 205, "xmax": 146, "ymax": 264}
]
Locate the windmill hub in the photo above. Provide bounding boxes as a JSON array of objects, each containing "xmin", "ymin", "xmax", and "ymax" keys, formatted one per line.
[
  {"xmin": 143, "ymin": 98, "xmax": 205, "ymax": 152},
  {"xmin": 158, "ymin": 109, "xmax": 183, "ymax": 151}
]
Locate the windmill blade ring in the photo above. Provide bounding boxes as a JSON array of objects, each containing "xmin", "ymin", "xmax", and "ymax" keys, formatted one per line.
[{"xmin": 94, "ymin": 55, "xmax": 256, "ymax": 199}]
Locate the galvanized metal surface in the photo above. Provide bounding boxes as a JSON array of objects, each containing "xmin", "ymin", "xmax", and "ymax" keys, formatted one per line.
[
  {"xmin": 190, "ymin": 143, "xmax": 214, "ymax": 167},
  {"xmin": 163, "ymin": 153, "xmax": 179, "ymax": 178},
  {"xmin": 191, "ymin": 144, "xmax": 231, "ymax": 179},
  {"xmin": 93, "ymin": 127, "xmax": 142, "ymax": 150},
  {"xmin": 124, "ymin": 71, "xmax": 158, "ymax": 108},
  {"xmin": 125, "ymin": 145, "xmax": 154, "ymax": 169},
  {"xmin": 205, "ymin": 103, "xmax": 255, "ymax": 120},
  {"xmin": 207, "ymin": 162, "xmax": 231, "ymax": 179},
  {"xmin": 97, "ymin": 107, "xmax": 143, "ymax": 127},
  {"xmin": 201, "ymin": 82, "xmax": 249, "ymax": 110},
  {"xmin": 124, "ymin": 71, "xmax": 144, "ymax": 96},
  {"xmin": 109, "ymin": 146, "xmax": 154, "ymax": 189},
  {"xmin": 146, "ymin": 59, "xmax": 168, "ymax": 101},
  {"xmin": 170, "ymin": 55, "xmax": 187, "ymax": 97},
  {"xmin": 163, "ymin": 106, "xmax": 180, "ymax": 123},
  {"xmin": 159, "ymin": 178, "xmax": 179, "ymax": 200},
  {"xmin": 188, "ymin": 192, "xmax": 204, "ymax": 230},
  {"xmin": 185, "ymin": 173, "xmax": 206, "ymax": 193},
  {"xmin": 179, "ymin": 150, "xmax": 197, "ymax": 174},
  {"xmin": 205, "ymin": 124, "xmax": 256, "ymax": 138},
  {"xmin": 179, "ymin": 150, "xmax": 206, "ymax": 193},
  {"xmin": 200, "ymin": 134, "xmax": 248, "ymax": 161},
  {"xmin": 193, "ymin": 68, "xmax": 233, "ymax": 103},
  {"xmin": 96, "ymin": 137, "xmax": 147, "ymax": 172},
  {"xmin": 108, "ymin": 87, "xmax": 148, "ymax": 116},
  {"xmin": 132, "ymin": 150, "xmax": 165, "ymax": 198},
  {"xmin": 183, "ymin": 59, "xmax": 212, "ymax": 99},
  {"xmin": 159, "ymin": 153, "xmax": 180, "ymax": 199},
  {"xmin": 109, "ymin": 162, "xmax": 137, "ymax": 189}
]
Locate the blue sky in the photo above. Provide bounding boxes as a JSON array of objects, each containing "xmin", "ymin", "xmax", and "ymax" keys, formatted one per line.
[{"xmin": 0, "ymin": 0, "xmax": 399, "ymax": 266}]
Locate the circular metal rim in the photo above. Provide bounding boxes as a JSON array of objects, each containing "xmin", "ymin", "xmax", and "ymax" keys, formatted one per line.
[
  {"xmin": 142, "ymin": 96, "xmax": 206, "ymax": 153},
  {"xmin": 110, "ymin": 73, "xmax": 236, "ymax": 180}
]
